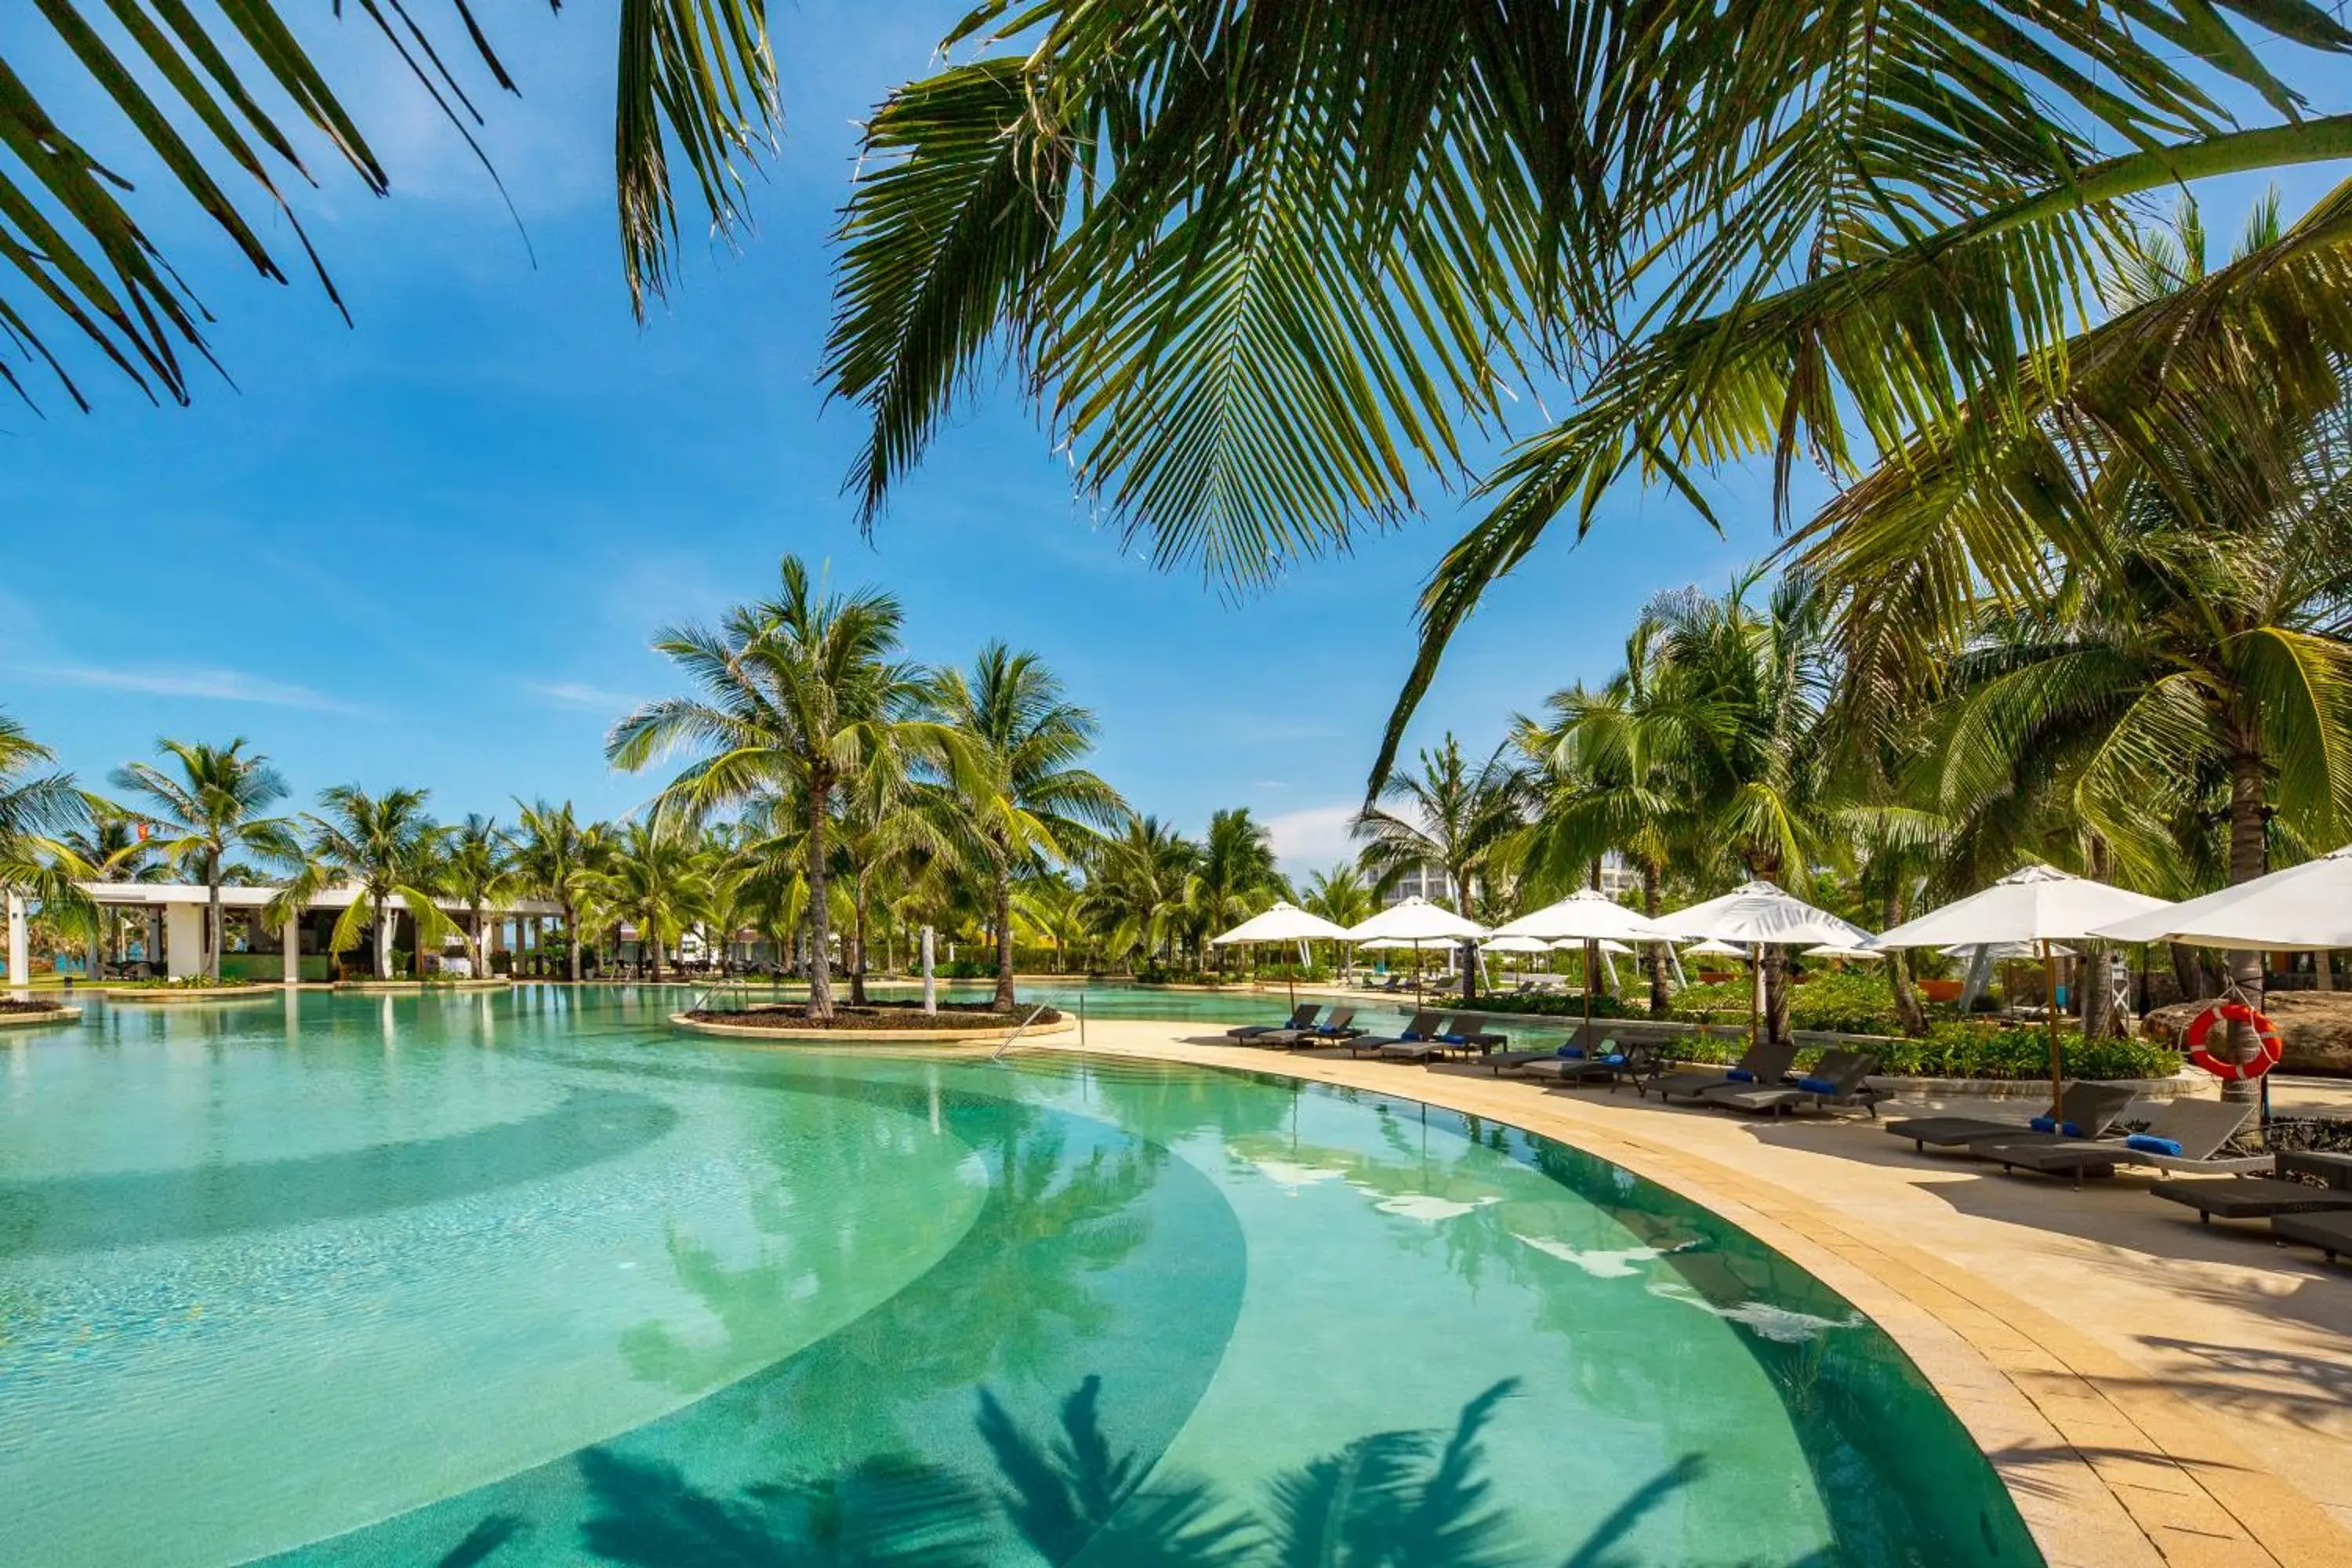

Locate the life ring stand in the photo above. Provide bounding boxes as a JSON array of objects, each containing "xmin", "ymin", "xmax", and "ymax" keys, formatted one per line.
[{"xmin": 2183, "ymin": 1000, "xmax": 2283, "ymax": 1081}]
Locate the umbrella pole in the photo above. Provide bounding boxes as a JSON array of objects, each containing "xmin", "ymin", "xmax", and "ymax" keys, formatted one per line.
[
  {"xmin": 1584, "ymin": 938, "xmax": 1595, "ymax": 1051},
  {"xmin": 1751, "ymin": 944, "xmax": 1762, "ymax": 1047},
  {"xmin": 2042, "ymin": 938, "xmax": 2062, "ymax": 1112}
]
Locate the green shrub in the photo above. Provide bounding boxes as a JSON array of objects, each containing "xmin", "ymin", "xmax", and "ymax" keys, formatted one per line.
[{"xmin": 1870, "ymin": 1023, "xmax": 2178, "ymax": 1081}]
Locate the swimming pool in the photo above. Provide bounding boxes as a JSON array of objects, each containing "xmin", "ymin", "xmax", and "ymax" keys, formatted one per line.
[{"xmin": 0, "ymin": 987, "xmax": 2036, "ymax": 1566}]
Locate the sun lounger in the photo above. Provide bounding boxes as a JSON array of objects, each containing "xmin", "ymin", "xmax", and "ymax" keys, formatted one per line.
[
  {"xmin": 1980, "ymin": 1100, "xmax": 2257, "ymax": 1187},
  {"xmin": 1351, "ymin": 1011, "xmax": 1443, "ymax": 1058},
  {"xmin": 1882, "ymin": 1082, "xmax": 2138, "ymax": 1156},
  {"xmin": 1378, "ymin": 1012, "xmax": 1490, "ymax": 1062},
  {"xmin": 1226, "ymin": 1004, "xmax": 1318, "ymax": 1043},
  {"xmin": 1432, "ymin": 1012, "xmax": 1508, "ymax": 1052},
  {"xmin": 1645, "ymin": 1040, "xmax": 1798, "ymax": 1104},
  {"xmin": 2151, "ymin": 1162, "xmax": 2352, "ymax": 1225},
  {"xmin": 1513, "ymin": 1040, "xmax": 1651, "ymax": 1090},
  {"xmin": 1264, "ymin": 1005, "xmax": 1361, "ymax": 1048},
  {"xmin": 2271, "ymin": 1209, "xmax": 2352, "ymax": 1264},
  {"xmin": 1700, "ymin": 1049, "xmax": 1884, "ymax": 1117}
]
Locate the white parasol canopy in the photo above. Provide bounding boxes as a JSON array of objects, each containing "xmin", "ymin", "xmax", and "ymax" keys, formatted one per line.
[
  {"xmin": 1875, "ymin": 863, "xmax": 2170, "ymax": 1108},
  {"xmin": 1345, "ymin": 895, "xmax": 1488, "ymax": 944},
  {"xmin": 1479, "ymin": 935, "xmax": 1557, "ymax": 954},
  {"xmin": 2092, "ymin": 844, "xmax": 2352, "ymax": 949},
  {"xmin": 1661, "ymin": 881, "xmax": 1876, "ymax": 949},
  {"xmin": 1210, "ymin": 901, "xmax": 1350, "ymax": 945},
  {"xmin": 1681, "ymin": 938, "xmax": 1749, "ymax": 959},
  {"xmin": 1210, "ymin": 899, "xmax": 1352, "ymax": 1004},
  {"xmin": 1943, "ymin": 941, "xmax": 2077, "ymax": 961},
  {"xmin": 1874, "ymin": 863, "xmax": 2169, "ymax": 949},
  {"xmin": 1491, "ymin": 888, "xmax": 1671, "ymax": 943},
  {"xmin": 1803, "ymin": 944, "xmax": 1884, "ymax": 960},
  {"xmin": 1579, "ymin": 938, "xmax": 1638, "ymax": 956}
]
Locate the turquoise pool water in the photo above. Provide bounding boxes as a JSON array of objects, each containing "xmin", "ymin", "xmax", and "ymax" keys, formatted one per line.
[{"xmin": 0, "ymin": 987, "xmax": 2037, "ymax": 1566}]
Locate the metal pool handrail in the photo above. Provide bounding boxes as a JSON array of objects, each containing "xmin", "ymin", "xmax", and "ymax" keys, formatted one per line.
[{"xmin": 991, "ymin": 1002, "xmax": 1054, "ymax": 1062}]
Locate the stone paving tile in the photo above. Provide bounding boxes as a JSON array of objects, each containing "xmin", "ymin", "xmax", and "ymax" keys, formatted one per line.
[{"xmin": 1050, "ymin": 1031, "xmax": 2352, "ymax": 1567}]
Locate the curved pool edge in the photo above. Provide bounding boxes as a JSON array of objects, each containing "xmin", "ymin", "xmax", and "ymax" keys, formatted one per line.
[{"xmin": 1025, "ymin": 1025, "xmax": 2352, "ymax": 1568}]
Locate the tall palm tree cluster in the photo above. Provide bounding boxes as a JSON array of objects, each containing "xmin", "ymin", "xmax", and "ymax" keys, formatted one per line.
[{"xmin": 610, "ymin": 555, "xmax": 1305, "ymax": 1017}]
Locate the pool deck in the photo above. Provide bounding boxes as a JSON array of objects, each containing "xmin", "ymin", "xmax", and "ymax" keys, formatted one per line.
[{"xmin": 1043, "ymin": 1021, "xmax": 2352, "ymax": 1568}]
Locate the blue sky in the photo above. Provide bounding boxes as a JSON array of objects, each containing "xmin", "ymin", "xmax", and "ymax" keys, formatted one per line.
[{"xmin": 6, "ymin": 4, "xmax": 2342, "ymax": 876}]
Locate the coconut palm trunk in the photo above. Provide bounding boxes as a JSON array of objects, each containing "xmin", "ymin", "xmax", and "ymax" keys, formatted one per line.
[
  {"xmin": 804, "ymin": 776, "xmax": 836, "ymax": 1021},
  {"xmin": 993, "ymin": 869, "xmax": 1017, "ymax": 1011},
  {"xmin": 851, "ymin": 887, "xmax": 872, "ymax": 1006},
  {"xmin": 205, "ymin": 849, "xmax": 224, "ymax": 983},
  {"xmin": 1883, "ymin": 886, "xmax": 1928, "ymax": 1037}
]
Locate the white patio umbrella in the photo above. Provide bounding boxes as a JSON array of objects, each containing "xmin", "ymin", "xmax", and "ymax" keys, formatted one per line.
[
  {"xmin": 1345, "ymin": 896, "xmax": 1489, "ymax": 1005},
  {"xmin": 1494, "ymin": 889, "xmax": 1672, "ymax": 1045},
  {"xmin": 2093, "ymin": 844, "xmax": 2352, "ymax": 950},
  {"xmin": 1681, "ymin": 938, "xmax": 1749, "ymax": 959},
  {"xmin": 2092, "ymin": 845, "xmax": 2352, "ymax": 1094},
  {"xmin": 1210, "ymin": 900, "xmax": 1351, "ymax": 1006},
  {"xmin": 1482, "ymin": 934, "xmax": 1556, "ymax": 953},
  {"xmin": 1873, "ymin": 863, "xmax": 2172, "ymax": 1108},
  {"xmin": 1803, "ymin": 944, "xmax": 1884, "ymax": 961},
  {"xmin": 1664, "ymin": 882, "xmax": 1876, "ymax": 1045},
  {"xmin": 1941, "ymin": 941, "xmax": 2078, "ymax": 960}
]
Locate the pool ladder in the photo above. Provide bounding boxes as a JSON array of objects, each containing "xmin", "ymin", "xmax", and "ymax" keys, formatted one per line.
[{"xmin": 991, "ymin": 993, "xmax": 1076, "ymax": 1062}]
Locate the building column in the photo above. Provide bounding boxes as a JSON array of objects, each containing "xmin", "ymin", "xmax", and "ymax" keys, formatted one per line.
[
  {"xmin": 6, "ymin": 892, "xmax": 27, "ymax": 991},
  {"xmin": 282, "ymin": 914, "xmax": 302, "ymax": 986}
]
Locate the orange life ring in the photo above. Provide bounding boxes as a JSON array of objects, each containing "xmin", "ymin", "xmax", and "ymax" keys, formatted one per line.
[{"xmin": 2183, "ymin": 1001, "xmax": 2283, "ymax": 1080}]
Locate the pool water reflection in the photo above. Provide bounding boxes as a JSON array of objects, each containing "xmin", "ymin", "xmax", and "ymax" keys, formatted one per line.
[{"xmin": 0, "ymin": 987, "xmax": 2038, "ymax": 1566}]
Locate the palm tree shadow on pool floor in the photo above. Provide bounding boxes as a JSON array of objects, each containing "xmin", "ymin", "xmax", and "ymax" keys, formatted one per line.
[{"xmin": 441, "ymin": 1375, "xmax": 1782, "ymax": 1568}]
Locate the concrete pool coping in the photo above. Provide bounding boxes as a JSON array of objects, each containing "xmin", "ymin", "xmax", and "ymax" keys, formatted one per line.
[
  {"xmin": 1029, "ymin": 1021, "xmax": 2352, "ymax": 1568},
  {"xmin": 671, "ymin": 1009, "xmax": 1078, "ymax": 1045}
]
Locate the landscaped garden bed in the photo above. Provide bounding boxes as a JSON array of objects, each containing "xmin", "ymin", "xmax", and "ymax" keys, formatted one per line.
[
  {"xmin": 684, "ymin": 999, "xmax": 1062, "ymax": 1031},
  {"xmin": 0, "ymin": 998, "xmax": 76, "ymax": 1026},
  {"xmin": 103, "ymin": 980, "xmax": 280, "ymax": 1003},
  {"xmin": 674, "ymin": 998, "xmax": 1073, "ymax": 1044}
]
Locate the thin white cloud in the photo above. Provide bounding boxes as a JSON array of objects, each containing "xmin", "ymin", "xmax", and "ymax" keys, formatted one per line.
[
  {"xmin": 16, "ymin": 663, "xmax": 367, "ymax": 714},
  {"xmin": 527, "ymin": 681, "xmax": 642, "ymax": 713},
  {"xmin": 1264, "ymin": 800, "xmax": 1359, "ymax": 874}
]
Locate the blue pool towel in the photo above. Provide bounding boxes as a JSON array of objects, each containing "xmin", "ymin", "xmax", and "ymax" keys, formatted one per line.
[
  {"xmin": 1602, "ymin": 1053, "xmax": 1627, "ymax": 1066},
  {"xmin": 2029, "ymin": 1116, "xmax": 2085, "ymax": 1137},
  {"xmin": 1555, "ymin": 1046, "xmax": 1585, "ymax": 1059},
  {"xmin": 1436, "ymin": 1033, "xmax": 1468, "ymax": 1045},
  {"xmin": 1401, "ymin": 1031, "xmax": 1425, "ymax": 1042},
  {"xmin": 1795, "ymin": 1076, "xmax": 1840, "ymax": 1096},
  {"xmin": 2124, "ymin": 1134, "xmax": 2184, "ymax": 1156},
  {"xmin": 1725, "ymin": 1067, "xmax": 1755, "ymax": 1083}
]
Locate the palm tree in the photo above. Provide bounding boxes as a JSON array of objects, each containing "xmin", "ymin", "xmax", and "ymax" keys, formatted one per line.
[
  {"xmin": 110, "ymin": 739, "xmax": 298, "ymax": 983},
  {"xmin": 1188, "ymin": 808, "xmax": 1286, "ymax": 971},
  {"xmin": 1633, "ymin": 569, "xmax": 1846, "ymax": 1045},
  {"xmin": 285, "ymin": 786, "xmax": 456, "ymax": 980},
  {"xmin": 598, "ymin": 819, "xmax": 712, "ymax": 983},
  {"xmin": 1800, "ymin": 202, "xmax": 2352, "ymax": 1093},
  {"xmin": 1078, "ymin": 816, "xmax": 1197, "ymax": 974},
  {"xmin": 824, "ymin": 5, "xmax": 2352, "ymax": 786},
  {"xmin": 439, "ymin": 815, "xmax": 511, "ymax": 978},
  {"xmin": 0, "ymin": 713, "xmax": 93, "ymax": 973},
  {"xmin": 1011, "ymin": 873, "xmax": 1090, "ymax": 974},
  {"xmin": 1299, "ymin": 863, "xmax": 1374, "ymax": 930},
  {"xmin": 608, "ymin": 555, "xmax": 952, "ymax": 1021},
  {"xmin": 1516, "ymin": 636, "xmax": 1700, "ymax": 1017},
  {"xmin": 1298, "ymin": 861, "xmax": 1374, "ymax": 981},
  {"xmin": 12, "ymin": 4, "xmax": 780, "ymax": 411},
  {"xmin": 927, "ymin": 644, "xmax": 1126, "ymax": 1007},
  {"xmin": 512, "ymin": 800, "xmax": 599, "ymax": 982},
  {"xmin": 1352, "ymin": 735, "xmax": 1530, "ymax": 924}
]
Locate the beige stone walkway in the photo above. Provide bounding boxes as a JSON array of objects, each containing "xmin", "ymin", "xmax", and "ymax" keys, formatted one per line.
[{"xmin": 1038, "ymin": 1022, "xmax": 2352, "ymax": 1568}]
